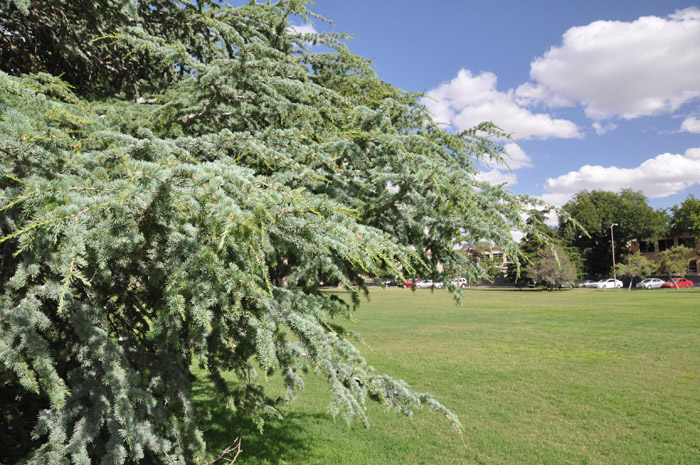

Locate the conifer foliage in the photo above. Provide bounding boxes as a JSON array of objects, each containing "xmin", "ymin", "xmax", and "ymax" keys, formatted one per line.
[{"xmin": 1, "ymin": 1, "xmax": 539, "ymax": 462}]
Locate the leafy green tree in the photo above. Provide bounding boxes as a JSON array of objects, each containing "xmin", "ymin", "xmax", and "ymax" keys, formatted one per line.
[
  {"xmin": 615, "ymin": 254, "xmax": 657, "ymax": 291},
  {"xmin": 667, "ymin": 194, "xmax": 700, "ymax": 238},
  {"xmin": 508, "ymin": 208, "xmax": 583, "ymax": 285},
  {"xmin": 480, "ymin": 254, "xmax": 504, "ymax": 280},
  {"xmin": 460, "ymin": 240, "xmax": 505, "ymax": 284},
  {"xmin": 525, "ymin": 244, "xmax": 577, "ymax": 290},
  {"xmin": 658, "ymin": 246, "xmax": 692, "ymax": 289},
  {"xmin": 506, "ymin": 209, "xmax": 552, "ymax": 285},
  {"xmin": 0, "ymin": 1, "xmax": 544, "ymax": 463},
  {"xmin": 559, "ymin": 190, "xmax": 666, "ymax": 276},
  {"xmin": 521, "ymin": 209, "xmax": 557, "ymax": 256}
]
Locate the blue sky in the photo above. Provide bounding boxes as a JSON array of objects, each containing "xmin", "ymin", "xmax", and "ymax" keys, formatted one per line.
[{"xmin": 294, "ymin": 1, "xmax": 700, "ymax": 212}]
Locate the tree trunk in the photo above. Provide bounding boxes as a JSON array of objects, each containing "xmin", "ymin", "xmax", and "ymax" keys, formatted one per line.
[{"xmin": 670, "ymin": 275, "xmax": 679, "ymax": 290}]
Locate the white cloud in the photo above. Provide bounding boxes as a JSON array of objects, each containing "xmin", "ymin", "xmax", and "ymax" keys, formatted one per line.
[
  {"xmin": 475, "ymin": 169, "xmax": 517, "ymax": 186},
  {"xmin": 515, "ymin": 7, "xmax": 700, "ymax": 120},
  {"xmin": 511, "ymin": 195, "xmax": 567, "ymax": 234},
  {"xmin": 485, "ymin": 143, "xmax": 532, "ymax": 171},
  {"xmin": 511, "ymin": 230, "xmax": 525, "ymax": 243},
  {"xmin": 681, "ymin": 117, "xmax": 700, "ymax": 133},
  {"xmin": 502, "ymin": 143, "xmax": 532, "ymax": 170},
  {"xmin": 422, "ymin": 69, "xmax": 582, "ymax": 140},
  {"xmin": 538, "ymin": 192, "xmax": 572, "ymax": 207},
  {"xmin": 476, "ymin": 143, "xmax": 532, "ymax": 187},
  {"xmin": 592, "ymin": 121, "xmax": 618, "ymax": 135},
  {"xmin": 288, "ymin": 23, "xmax": 318, "ymax": 35},
  {"xmin": 535, "ymin": 193, "xmax": 572, "ymax": 227},
  {"xmin": 544, "ymin": 147, "xmax": 700, "ymax": 198}
]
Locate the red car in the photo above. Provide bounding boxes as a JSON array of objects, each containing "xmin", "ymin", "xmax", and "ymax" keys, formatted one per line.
[{"xmin": 661, "ymin": 278, "xmax": 694, "ymax": 288}]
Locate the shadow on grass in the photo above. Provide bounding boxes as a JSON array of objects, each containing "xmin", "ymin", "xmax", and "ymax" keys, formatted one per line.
[{"xmin": 192, "ymin": 377, "xmax": 321, "ymax": 464}]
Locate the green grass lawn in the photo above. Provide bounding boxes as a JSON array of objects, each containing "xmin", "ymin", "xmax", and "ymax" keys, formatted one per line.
[{"xmin": 193, "ymin": 288, "xmax": 700, "ymax": 464}]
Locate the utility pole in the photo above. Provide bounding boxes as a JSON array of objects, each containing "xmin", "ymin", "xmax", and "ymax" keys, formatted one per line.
[{"xmin": 611, "ymin": 223, "xmax": 618, "ymax": 287}]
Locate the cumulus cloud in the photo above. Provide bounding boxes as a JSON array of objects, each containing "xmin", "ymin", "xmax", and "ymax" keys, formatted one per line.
[
  {"xmin": 511, "ymin": 230, "xmax": 525, "ymax": 242},
  {"xmin": 475, "ymin": 169, "xmax": 518, "ymax": 186},
  {"xmin": 681, "ymin": 117, "xmax": 700, "ymax": 133},
  {"xmin": 502, "ymin": 143, "xmax": 532, "ymax": 170},
  {"xmin": 422, "ymin": 69, "xmax": 582, "ymax": 140},
  {"xmin": 538, "ymin": 192, "xmax": 573, "ymax": 207},
  {"xmin": 475, "ymin": 143, "xmax": 532, "ymax": 187},
  {"xmin": 592, "ymin": 122, "xmax": 618, "ymax": 135},
  {"xmin": 534, "ymin": 193, "xmax": 573, "ymax": 227},
  {"xmin": 484, "ymin": 143, "xmax": 532, "ymax": 171},
  {"xmin": 515, "ymin": 7, "xmax": 700, "ymax": 120},
  {"xmin": 288, "ymin": 22, "xmax": 318, "ymax": 35},
  {"xmin": 544, "ymin": 147, "xmax": 700, "ymax": 198}
]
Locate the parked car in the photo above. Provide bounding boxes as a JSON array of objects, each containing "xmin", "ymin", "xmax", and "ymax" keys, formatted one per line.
[
  {"xmin": 415, "ymin": 280, "xmax": 444, "ymax": 289},
  {"xmin": 596, "ymin": 278, "xmax": 622, "ymax": 289},
  {"xmin": 398, "ymin": 279, "xmax": 419, "ymax": 288},
  {"xmin": 578, "ymin": 280, "xmax": 598, "ymax": 288},
  {"xmin": 635, "ymin": 278, "xmax": 665, "ymax": 289},
  {"xmin": 661, "ymin": 278, "xmax": 694, "ymax": 288},
  {"xmin": 451, "ymin": 277, "xmax": 468, "ymax": 288}
]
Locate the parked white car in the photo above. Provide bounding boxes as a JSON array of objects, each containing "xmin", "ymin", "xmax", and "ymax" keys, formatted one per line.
[
  {"xmin": 578, "ymin": 280, "xmax": 598, "ymax": 288},
  {"xmin": 596, "ymin": 278, "xmax": 622, "ymax": 289},
  {"xmin": 451, "ymin": 278, "xmax": 468, "ymax": 288},
  {"xmin": 415, "ymin": 280, "xmax": 444, "ymax": 289},
  {"xmin": 635, "ymin": 278, "xmax": 665, "ymax": 289}
]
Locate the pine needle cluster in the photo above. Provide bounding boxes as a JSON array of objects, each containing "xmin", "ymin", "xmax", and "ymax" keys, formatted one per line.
[{"xmin": 1, "ymin": 1, "xmax": 543, "ymax": 462}]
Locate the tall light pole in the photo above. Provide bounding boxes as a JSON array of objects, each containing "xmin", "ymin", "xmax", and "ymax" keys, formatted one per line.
[{"xmin": 611, "ymin": 223, "xmax": 618, "ymax": 286}]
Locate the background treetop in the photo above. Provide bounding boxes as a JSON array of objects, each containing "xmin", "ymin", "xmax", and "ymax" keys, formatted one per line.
[
  {"xmin": 558, "ymin": 189, "xmax": 665, "ymax": 276},
  {"xmin": 667, "ymin": 194, "xmax": 700, "ymax": 238}
]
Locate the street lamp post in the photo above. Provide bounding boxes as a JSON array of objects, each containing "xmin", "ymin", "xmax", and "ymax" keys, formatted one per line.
[{"xmin": 611, "ymin": 223, "xmax": 618, "ymax": 286}]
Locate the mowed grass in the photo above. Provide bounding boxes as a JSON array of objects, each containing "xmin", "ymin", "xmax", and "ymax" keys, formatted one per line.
[{"xmin": 193, "ymin": 288, "xmax": 700, "ymax": 464}]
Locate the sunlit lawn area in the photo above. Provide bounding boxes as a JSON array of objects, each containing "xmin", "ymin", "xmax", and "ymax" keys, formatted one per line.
[{"xmin": 194, "ymin": 288, "xmax": 700, "ymax": 464}]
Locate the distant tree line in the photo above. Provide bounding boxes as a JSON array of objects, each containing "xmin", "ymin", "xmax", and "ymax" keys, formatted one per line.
[{"xmin": 514, "ymin": 190, "xmax": 700, "ymax": 288}]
